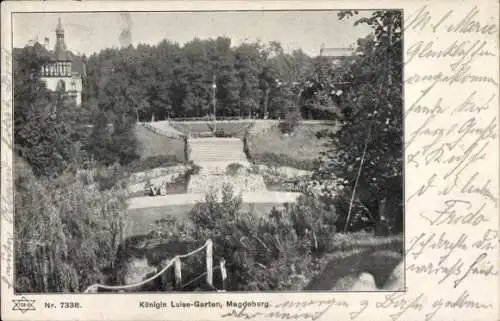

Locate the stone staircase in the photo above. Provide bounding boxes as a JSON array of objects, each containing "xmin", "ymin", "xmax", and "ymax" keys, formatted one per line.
[
  {"xmin": 188, "ymin": 137, "xmax": 255, "ymax": 194},
  {"xmin": 189, "ymin": 138, "xmax": 249, "ymax": 166},
  {"xmin": 127, "ymin": 136, "xmax": 302, "ymax": 210}
]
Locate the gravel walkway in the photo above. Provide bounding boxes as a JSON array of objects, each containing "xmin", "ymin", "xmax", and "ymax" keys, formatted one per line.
[{"xmin": 128, "ymin": 191, "xmax": 301, "ymax": 209}]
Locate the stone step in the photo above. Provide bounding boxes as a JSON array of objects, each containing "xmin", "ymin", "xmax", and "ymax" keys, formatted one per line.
[
  {"xmin": 190, "ymin": 147, "xmax": 244, "ymax": 151},
  {"xmin": 191, "ymin": 153, "xmax": 246, "ymax": 157},
  {"xmin": 191, "ymin": 152, "xmax": 246, "ymax": 157},
  {"xmin": 190, "ymin": 146, "xmax": 244, "ymax": 150},
  {"xmin": 192, "ymin": 160, "xmax": 247, "ymax": 164},
  {"xmin": 190, "ymin": 149, "xmax": 246, "ymax": 154},
  {"xmin": 190, "ymin": 144, "xmax": 244, "ymax": 148},
  {"xmin": 191, "ymin": 158, "xmax": 247, "ymax": 162},
  {"xmin": 190, "ymin": 141, "xmax": 242, "ymax": 143},
  {"xmin": 188, "ymin": 137, "xmax": 247, "ymax": 164},
  {"xmin": 190, "ymin": 144, "xmax": 243, "ymax": 148},
  {"xmin": 191, "ymin": 152, "xmax": 246, "ymax": 155},
  {"xmin": 190, "ymin": 145, "xmax": 244, "ymax": 149},
  {"xmin": 190, "ymin": 148, "xmax": 245, "ymax": 152}
]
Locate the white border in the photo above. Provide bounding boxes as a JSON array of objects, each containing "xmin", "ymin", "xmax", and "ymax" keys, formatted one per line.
[{"xmin": 1, "ymin": 1, "xmax": 499, "ymax": 321}]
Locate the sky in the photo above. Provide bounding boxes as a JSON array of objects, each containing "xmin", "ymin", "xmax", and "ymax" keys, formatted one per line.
[{"xmin": 13, "ymin": 11, "xmax": 373, "ymax": 57}]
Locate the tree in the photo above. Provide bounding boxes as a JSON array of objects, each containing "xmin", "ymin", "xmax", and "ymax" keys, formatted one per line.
[
  {"xmin": 319, "ymin": 10, "xmax": 403, "ymax": 233},
  {"xmin": 209, "ymin": 37, "xmax": 241, "ymax": 117},
  {"xmin": 149, "ymin": 40, "xmax": 180, "ymax": 120},
  {"xmin": 14, "ymin": 45, "xmax": 90, "ymax": 177},
  {"xmin": 81, "ymin": 37, "xmax": 322, "ymax": 120},
  {"xmin": 85, "ymin": 50, "xmax": 140, "ymax": 166},
  {"xmin": 235, "ymin": 43, "xmax": 264, "ymax": 118},
  {"xmin": 179, "ymin": 39, "xmax": 213, "ymax": 117}
]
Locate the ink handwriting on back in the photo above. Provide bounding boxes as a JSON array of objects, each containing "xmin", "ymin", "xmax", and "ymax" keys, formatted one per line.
[
  {"xmin": 220, "ymin": 299, "xmax": 347, "ymax": 320},
  {"xmin": 404, "ymin": 4, "xmax": 497, "ymax": 321},
  {"xmin": 1, "ymin": 234, "xmax": 13, "ymax": 288}
]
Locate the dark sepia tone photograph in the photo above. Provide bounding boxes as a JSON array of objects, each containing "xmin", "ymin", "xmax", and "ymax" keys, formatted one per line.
[{"xmin": 12, "ymin": 10, "xmax": 403, "ymax": 293}]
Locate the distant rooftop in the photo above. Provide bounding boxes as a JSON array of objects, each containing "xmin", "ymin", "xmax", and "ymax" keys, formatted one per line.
[{"xmin": 15, "ymin": 44, "xmax": 86, "ymax": 77}]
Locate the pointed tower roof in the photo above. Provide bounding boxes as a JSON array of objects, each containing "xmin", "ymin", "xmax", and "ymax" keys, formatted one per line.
[
  {"xmin": 54, "ymin": 18, "xmax": 69, "ymax": 61},
  {"xmin": 56, "ymin": 18, "xmax": 64, "ymax": 34}
]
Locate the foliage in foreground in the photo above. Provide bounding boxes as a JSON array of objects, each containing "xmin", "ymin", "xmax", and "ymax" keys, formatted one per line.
[
  {"xmin": 14, "ymin": 159, "xmax": 130, "ymax": 293},
  {"xmin": 144, "ymin": 185, "xmax": 402, "ymax": 291}
]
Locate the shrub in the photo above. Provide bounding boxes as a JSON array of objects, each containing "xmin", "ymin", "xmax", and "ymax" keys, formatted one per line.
[
  {"xmin": 86, "ymin": 113, "xmax": 140, "ymax": 167},
  {"xmin": 15, "ymin": 160, "xmax": 129, "ymax": 293},
  {"xmin": 184, "ymin": 184, "xmax": 340, "ymax": 291},
  {"xmin": 286, "ymin": 193, "xmax": 338, "ymax": 254},
  {"xmin": 126, "ymin": 155, "xmax": 182, "ymax": 173},
  {"xmin": 208, "ymin": 122, "xmax": 254, "ymax": 138},
  {"xmin": 144, "ymin": 179, "xmax": 154, "ymax": 195},
  {"xmin": 122, "ymin": 184, "xmax": 399, "ymax": 292},
  {"xmin": 189, "ymin": 164, "xmax": 202, "ymax": 176},
  {"xmin": 226, "ymin": 163, "xmax": 244, "ymax": 176},
  {"xmin": 95, "ymin": 163, "xmax": 126, "ymax": 191},
  {"xmin": 278, "ymin": 121, "xmax": 293, "ymax": 134},
  {"xmin": 315, "ymin": 128, "xmax": 331, "ymax": 139},
  {"xmin": 278, "ymin": 111, "xmax": 301, "ymax": 134}
]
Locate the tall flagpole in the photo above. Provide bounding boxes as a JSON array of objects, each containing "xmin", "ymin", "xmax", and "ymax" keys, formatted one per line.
[{"xmin": 212, "ymin": 74, "xmax": 217, "ymax": 132}]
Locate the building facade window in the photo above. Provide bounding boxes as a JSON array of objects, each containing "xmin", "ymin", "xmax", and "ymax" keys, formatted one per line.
[{"xmin": 57, "ymin": 80, "xmax": 66, "ymax": 92}]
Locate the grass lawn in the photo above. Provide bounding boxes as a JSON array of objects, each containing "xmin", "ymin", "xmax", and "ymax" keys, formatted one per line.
[
  {"xmin": 245, "ymin": 122, "xmax": 335, "ymax": 170},
  {"xmin": 135, "ymin": 124, "xmax": 186, "ymax": 161}
]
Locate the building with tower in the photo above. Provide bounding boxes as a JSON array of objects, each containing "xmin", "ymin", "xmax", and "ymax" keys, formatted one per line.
[{"xmin": 40, "ymin": 18, "xmax": 85, "ymax": 106}]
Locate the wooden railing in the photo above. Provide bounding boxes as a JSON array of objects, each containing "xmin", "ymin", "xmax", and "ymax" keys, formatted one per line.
[{"xmin": 84, "ymin": 239, "xmax": 227, "ymax": 293}]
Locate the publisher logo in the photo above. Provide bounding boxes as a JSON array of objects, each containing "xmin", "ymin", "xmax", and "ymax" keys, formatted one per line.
[{"xmin": 12, "ymin": 296, "xmax": 36, "ymax": 313}]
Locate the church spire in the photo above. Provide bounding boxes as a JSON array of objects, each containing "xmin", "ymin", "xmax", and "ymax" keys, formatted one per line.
[{"xmin": 54, "ymin": 18, "xmax": 68, "ymax": 60}]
